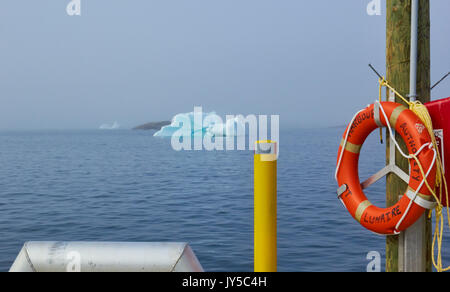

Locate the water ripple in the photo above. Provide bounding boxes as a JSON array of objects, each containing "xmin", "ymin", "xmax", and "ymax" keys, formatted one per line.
[{"xmin": 0, "ymin": 129, "xmax": 448, "ymax": 271}]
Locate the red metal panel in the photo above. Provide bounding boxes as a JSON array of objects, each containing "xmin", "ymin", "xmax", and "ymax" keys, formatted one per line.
[{"xmin": 425, "ymin": 97, "xmax": 450, "ymax": 206}]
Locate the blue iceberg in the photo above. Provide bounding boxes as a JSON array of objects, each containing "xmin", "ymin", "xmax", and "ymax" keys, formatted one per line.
[{"xmin": 153, "ymin": 110, "xmax": 245, "ymax": 137}]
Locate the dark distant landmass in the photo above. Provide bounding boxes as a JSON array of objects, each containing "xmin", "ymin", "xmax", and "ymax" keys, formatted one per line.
[{"xmin": 133, "ymin": 121, "xmax": 171, "ymax": 130}]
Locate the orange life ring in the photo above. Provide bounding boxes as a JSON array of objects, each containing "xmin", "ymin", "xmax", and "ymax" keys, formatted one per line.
[{"xmin": 336, "ymin": 101, "xmax": 437, "ymax": 235}]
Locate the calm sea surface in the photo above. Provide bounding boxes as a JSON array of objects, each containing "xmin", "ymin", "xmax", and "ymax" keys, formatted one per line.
[{"xmin": 1, "ymin": 128, "xmax": 449, "ymax": 272}]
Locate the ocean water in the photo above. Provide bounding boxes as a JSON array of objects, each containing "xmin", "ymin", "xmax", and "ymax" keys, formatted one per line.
[{"xmin": 0, "ymin": 128, "xmax": 449, "ymax": 272}]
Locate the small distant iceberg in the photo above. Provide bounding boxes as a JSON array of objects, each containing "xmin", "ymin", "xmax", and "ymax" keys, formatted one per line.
[
  {"xmin": 154, "ymin": 109, "xmax": 245, "ymax": 137},
  {"xmin": 99, "ymin": 121, "xmax": 120, "ymax": 130}
]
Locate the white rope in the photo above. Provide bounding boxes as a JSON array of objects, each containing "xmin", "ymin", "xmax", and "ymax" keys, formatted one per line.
[
  {"xmin": 376, "ymin": 100, "xmax": 436, "ymax": 233},
  {"xmin": 335, "ymin": 102, "xmax": 428, "ymax": 181},
  {"xmin": 394, "ymin": 145, "xmax": 436, "ymax": 233},
  {"xmin": 377, "ymin": 100, "xmax": 431, "ymax": 160},
  {"xmin": 336, "ymin": 101, "xmax": 437, "ymax": 234}
]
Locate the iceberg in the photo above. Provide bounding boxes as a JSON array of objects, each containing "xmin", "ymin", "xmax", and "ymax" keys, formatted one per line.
[
  {"xmin": 99, "ymin": 121, "xmax": 120, "ymax": 130},
  {"xmin": 153, "ymin": 110, "xmax": 245, "ymax": 137}
]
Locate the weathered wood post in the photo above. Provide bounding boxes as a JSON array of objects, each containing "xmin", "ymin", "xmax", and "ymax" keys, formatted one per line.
[{"xmin": 385, "ymin": 0, "xmax": 431, "ymax": 272}]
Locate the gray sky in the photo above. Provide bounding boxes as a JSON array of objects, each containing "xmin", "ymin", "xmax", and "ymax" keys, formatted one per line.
[{"xmin": 0, "ymin": 0, "xmax": 449, "ymax": 130}]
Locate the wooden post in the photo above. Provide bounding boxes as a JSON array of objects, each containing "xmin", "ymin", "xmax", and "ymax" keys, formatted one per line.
[{"xmin": 385, "ymin": 0, "xmax": 431, "ymax": 272}]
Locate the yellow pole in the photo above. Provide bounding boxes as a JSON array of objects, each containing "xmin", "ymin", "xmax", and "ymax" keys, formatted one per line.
[{"xmin": 254, "ymin": 140, "xmax": 277, "ymax": 272}]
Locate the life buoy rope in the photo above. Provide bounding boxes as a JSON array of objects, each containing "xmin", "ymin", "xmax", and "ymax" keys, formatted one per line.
[
  {"xmin": 337, "ymin": 76, "xmax": 450, "ymax": 272},
  {"xmin": 335, "ymin": 101, "xmax": 437, "ymax": 235},
  {"xmin": 376, "ymin": 100, "xmax": 437, "ymax": 232}
]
